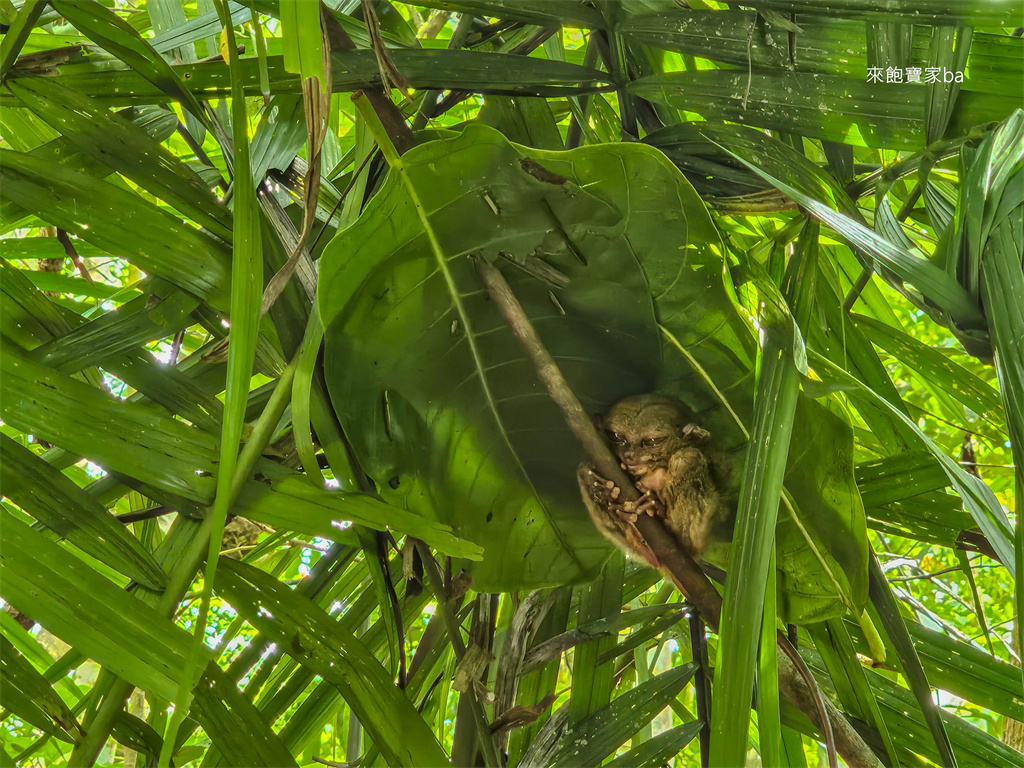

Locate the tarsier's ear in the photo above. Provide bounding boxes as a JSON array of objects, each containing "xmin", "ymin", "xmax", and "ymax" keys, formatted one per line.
[{"xmin": 681, "ymin": 423, "xmax": 711, "ymax": 442}]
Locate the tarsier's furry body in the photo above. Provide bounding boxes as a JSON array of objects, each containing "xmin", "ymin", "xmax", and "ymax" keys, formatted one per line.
[{"xmin": 578, "ymin": 394, "xmax": 733, "ymax": 566}]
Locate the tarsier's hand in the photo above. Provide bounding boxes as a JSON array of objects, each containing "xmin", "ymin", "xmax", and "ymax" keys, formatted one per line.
[
  {"xmin": 577, "ymin": 465, "xmax": 662, "ymax": 568},
  {"xmin": 582, "ymin": 467, "xmax": 625, "ymax": 510},
  {"xmin": 582, "ymin": 469, "xmax": 665, "ymax": 520}
]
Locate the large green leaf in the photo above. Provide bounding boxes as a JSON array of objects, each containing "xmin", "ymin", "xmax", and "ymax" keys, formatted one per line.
[
  {"xmin": 320, "ymin": 124, "xmax": 662, "ymax": 590},
  {"xmin": 774, "ymin": 396, "xmax": 869, "ymax": 621},
  {"xmin": 321, "ymin": 123, "xmax": 869, "ymax": 615}
]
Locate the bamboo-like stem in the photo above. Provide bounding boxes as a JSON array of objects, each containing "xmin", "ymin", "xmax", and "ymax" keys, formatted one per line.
[{"xmin": 474, "ymin": 257, "xmax": 883, "ymax": 768}]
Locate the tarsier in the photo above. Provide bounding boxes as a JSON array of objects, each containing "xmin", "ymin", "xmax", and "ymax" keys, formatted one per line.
[{"xmin": 577, "ymin": 394, "xmax": 733, "ymax": 568}]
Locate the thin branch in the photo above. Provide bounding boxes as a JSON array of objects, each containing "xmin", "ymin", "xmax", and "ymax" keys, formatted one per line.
[
  {"xmin": 311, "ymin": 758, "xmax": 359, "ymax": 768},
  {"xmin": 899, "ymin": 399, "xmax": 1003, "ymax": 443},
  {"xmin": 777, "ymin": 632, "xmax": 836, "ymax": 768},
  {"xmin": 169, "ymin": 328, "xmax": 185, "ymax": 365},
  {"xmin": 55, "ymin": 229, "xmax": 95, "ymax": 285}
]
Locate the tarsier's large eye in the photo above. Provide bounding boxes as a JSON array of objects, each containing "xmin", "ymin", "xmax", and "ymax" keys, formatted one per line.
[
  {"xmin": 640, "ymin": 436, "xmax": 666, "ymax": 448},
  {"xmin": 605, "ymin": 430, "xmax": 626, "ymax": 445}
]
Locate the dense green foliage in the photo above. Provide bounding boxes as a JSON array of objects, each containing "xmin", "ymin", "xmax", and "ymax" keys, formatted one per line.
[{"xmin": 0, "ymin": 2, "xmax": 1021, "ymax": 767}]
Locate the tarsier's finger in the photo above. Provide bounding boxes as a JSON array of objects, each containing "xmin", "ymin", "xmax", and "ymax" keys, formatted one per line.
[
  {"xmin": 588, "ymin": 470, "xmax": 625, "ymax": 504},
  {"xmin": 632, "ymin": 490, "xmax": 662, "ymax": 513},
  {"xmin": 635, "ymin": 497, "xmax": 664, "ymax": 517}
]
